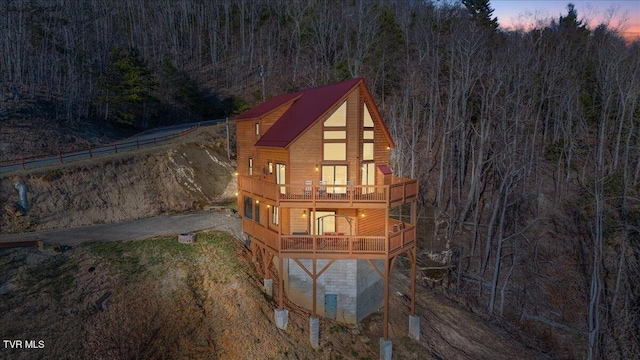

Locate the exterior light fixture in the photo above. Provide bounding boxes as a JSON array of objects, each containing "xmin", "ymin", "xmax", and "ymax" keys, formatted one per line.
[
  {"xmin": 267, "ymin": 204, "xmax": 271, "ymax": 208},
  {"xmin": 256, "ymin": 200, "xmax": 260, "ymax": 204},
  {"xmin": 359, "ymin": 211, "xmax": 365, "ymax": 218},
  {"xmin": 234, "ymin": 172, "xmax": 238, "ymax": 176},
  {"xmin": 302, "ymin": 210, "xmax": 307, "ymax": 217},
  {"xmin": 315, "ymin": 164, "xmax": 319, "ymax": 171},
  {"xmin": 386, "ymin": 146, "xmax": 391, "ymax": 150},
  {"xmin": 235, "ymin": 192, "xmax": 239, "ymax": 196}
]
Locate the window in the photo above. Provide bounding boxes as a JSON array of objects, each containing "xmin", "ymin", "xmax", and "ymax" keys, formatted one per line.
[
  {"xmin": 244, "ymin": 196, "xmax": 253, "ymax": 220},
  {"xmin": 322, "ymin": 165, "xmax": 347, "ymax": 194},
  {"xmin": 268, "ymin": 162, "xmax": 273, "ymax": 174},
  {"xmin": 362, "ymin": 103, "xmax": 375, "ymax": 186},
  {"xmin": 255, "ymin": 123, "xmax": 260, "ymax": 135},
  {"xmin": 361, "ymin": 163, "xmax": 375, "ymax": 194},
  {"xmin": 323, "ymin": 143, "xmax": 346, "ymax": 161},
  {"xmin": 272, "ymin": 206, "xmax": 279, "ymax": 225},
  {"xmin": 363, "ymin": 143, "xmax": 374, "ymax": 160},
  {"xmin": 363, "ymin": 130, "xmax": 374, "ymax": 140},
  {"xmin": 363, "ymin": 103, "xmax": 374, "ymax": 127},
  {"xmin": 324, "ymin": 130, "xmax": 346, "ymax": 139},
  {"xmin": 324, "ymin": 101, "xmax": 346, "ymax": 127},
  {"xmin": 249, "ymin": 158, "xmax": 253, "ymax": 176},
  {"xmin": 276, "ymin": 163, "xmax": 286, "ymax": 194},
  {"xmin": 323, "ymin": 101, "xmax": 347, "ymax": 161},
  {"xmin": 255, "ymin": 202, "xmax": 260, "ymax": 224}
]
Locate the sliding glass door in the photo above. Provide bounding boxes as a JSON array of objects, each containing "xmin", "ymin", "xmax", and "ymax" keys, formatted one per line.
[{"xmin": 321, "ymin": 165, "xmax": 347, "ymax": 194}]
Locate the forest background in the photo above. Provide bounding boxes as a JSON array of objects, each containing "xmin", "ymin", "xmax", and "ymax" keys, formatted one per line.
[{"xmin": 1, "ymin": 1, "xmax": 638, "ymax": 359}]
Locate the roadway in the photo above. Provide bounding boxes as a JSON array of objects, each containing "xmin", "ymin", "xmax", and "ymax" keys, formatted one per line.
[{"xmin": 0, "ymin": 119, "xmax": 226, "ymax": 174}]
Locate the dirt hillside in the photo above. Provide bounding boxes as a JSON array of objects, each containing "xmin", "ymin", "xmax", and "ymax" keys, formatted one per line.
[
  {"xmin": 1, "ymin": 126, "xmax": 236, "ymax": 233},
  {"xmin": 0, "ymin": 231, "xmax": 543, "ymax": 360}
]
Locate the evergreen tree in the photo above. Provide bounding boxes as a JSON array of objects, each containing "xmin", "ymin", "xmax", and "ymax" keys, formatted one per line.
[
  {"xmin": 461, "ymin": 0, "xmax": 499, "ymax": 30},
  {"xmin": 99, "ymin": 47, "xmax": 158, "ymax": 127}
]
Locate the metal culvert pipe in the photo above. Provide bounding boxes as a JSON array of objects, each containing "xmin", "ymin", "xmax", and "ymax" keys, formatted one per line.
[{"xmin": 14, "ymin": 182, "xmax": 27, "ymax": 212}]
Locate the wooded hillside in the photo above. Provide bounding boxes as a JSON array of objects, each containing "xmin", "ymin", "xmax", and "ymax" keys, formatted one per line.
[{"xmin": 1, "ymin": 1, "xmax": 638, "ymax": 358}]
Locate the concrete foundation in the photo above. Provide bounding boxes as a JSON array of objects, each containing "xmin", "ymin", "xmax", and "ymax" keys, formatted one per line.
[
  {"xmin": 284, "ymin": 258, "xmax": 383, "ymax": 324},
  {"xmin": 409, "ymin": 315, "xmax": 420, "ymax": 340},
  {"xmin": 309, "ymin": 317, "xmax": 320, "ymax": 348},
  {"xmin": 379, "ymin": 338, "xmax": 392, "ymax": 360},
  {"xmin": 264, "ymin": 278, "xmax": 273, "ymax": 297},
  {"xmin": 274, "ymin": 309, "xmax": 289, "ymax": 330}
]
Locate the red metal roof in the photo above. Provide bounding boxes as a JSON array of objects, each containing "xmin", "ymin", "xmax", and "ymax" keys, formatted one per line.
[
  {"xmin": 235, "ymin": 78, "xmax": 362, "ymax": 147},
  {"xmin": 234, "ymin": 78, "xmax": 396, "ymax": 149},
  {"xmin": 234, "ymin": 92, "xmax": 302, "ymax": 120},
  {"xmin": 377, "ymin": 164, "xmax": 393, "ymax": 175}
]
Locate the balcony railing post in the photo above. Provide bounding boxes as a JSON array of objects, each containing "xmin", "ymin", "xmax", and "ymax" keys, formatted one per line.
[{"xmin": 385, "ymin": 232, "xmax": 389, "ymax": 254}]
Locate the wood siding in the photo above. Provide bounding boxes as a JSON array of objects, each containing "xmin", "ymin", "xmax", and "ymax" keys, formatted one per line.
[
  {"xmin": 358, "ymin": 208, "xmax": 386, "ymax": 236},
  {"xmin": 238, "ymin": 82, "xmax": 407, "ymax": 242},
  {"xmin": 282, "ymin": 207, "xmax": 290, "ymax": 235},
  {"xmin": 290, "ymin": 208, "xmax": 308, "ymax": 234},
  {"xmin": 289, "ymin": 116, "xmax": 323, "ymax": 186},
  {"xmin": 336, "ymin": 209, "xmax": 358, "ymax": 234},
  {"xmin": 236, "ymin": 120, "xmax": 258, "ymax": 178},
  {"xmin": 257, "ymin": 147, "xmax": 288, "ymax": 183}
]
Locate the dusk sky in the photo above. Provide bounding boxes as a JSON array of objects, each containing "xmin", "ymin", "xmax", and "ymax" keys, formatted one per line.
[{"xmin": 491, "ymin": 0, "xmax": 640, "ymax": 40}]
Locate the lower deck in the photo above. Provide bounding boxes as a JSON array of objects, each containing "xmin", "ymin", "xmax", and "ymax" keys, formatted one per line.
[{"xmin": 242, "ymin": 217, "xmax": 416, "ymax": 260}]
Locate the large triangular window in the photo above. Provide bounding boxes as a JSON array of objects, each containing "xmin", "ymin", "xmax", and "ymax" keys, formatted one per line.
[{"xmin": 323, "ymin": 101, "xmax": 347, "ymax": 161}]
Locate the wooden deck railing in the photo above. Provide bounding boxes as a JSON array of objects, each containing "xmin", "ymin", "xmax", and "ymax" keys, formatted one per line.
[
  {"xmin": 239, "ymin": 176, "xmax": 417, "ymax": 207},
  {"xmin": 243, "ymin": 216, "xmax": 416, "ymax": 258},
  {"xmin": 242, "ymin": 218, "xmax": 279, "ymax": 251},
  {"xmin": 389, "ymin": 225, "xmax": 417, "ymax": 253},
  {"xmin": 280, "ymin": 235, "xmax": 386, "ymax": 255}
]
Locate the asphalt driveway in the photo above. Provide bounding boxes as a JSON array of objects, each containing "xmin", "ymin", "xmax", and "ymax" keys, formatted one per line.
[{"xmin": 0, "ymin": 210, "xmax": 242, "ymax": 246}]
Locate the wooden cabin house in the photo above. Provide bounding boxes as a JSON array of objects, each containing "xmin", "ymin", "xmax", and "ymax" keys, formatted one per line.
[{"xmin": 234, "ymin": 78, "xmax": 419, "ymax": 352}]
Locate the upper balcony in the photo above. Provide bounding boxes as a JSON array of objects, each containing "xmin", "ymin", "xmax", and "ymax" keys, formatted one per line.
[{"xmin": 239, "ymin": 175, "xmax": 418, "ymax": 208}]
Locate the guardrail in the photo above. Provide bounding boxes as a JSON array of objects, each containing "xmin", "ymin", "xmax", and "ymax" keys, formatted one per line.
[{"xmin": 0, "ymin": 120, "xmax": 225, "ymax": 173}]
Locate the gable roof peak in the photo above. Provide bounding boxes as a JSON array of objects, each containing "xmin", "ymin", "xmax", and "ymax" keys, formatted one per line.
[{"xmin": 247, "ymin": 78, "xmax": 363, "ymax": 147}]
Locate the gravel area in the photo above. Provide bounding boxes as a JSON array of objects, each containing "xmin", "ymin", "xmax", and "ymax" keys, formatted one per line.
[{"xmin": 0, "ymin": 210, "xmax": 242, "ymax": 246}]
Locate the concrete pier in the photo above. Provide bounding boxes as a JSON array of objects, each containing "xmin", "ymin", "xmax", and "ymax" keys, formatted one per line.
[
  {"xmin": 379, "ymin": 338, "xmax": 392, "ymax": 360},
  {"xmin": 274, "ymin": 309, "xmax": 289, "ymax": 330},
  {"xmin": 409, "ymin": 315, "xmax": 420, "ymax": 340},
  {"xmin": 309, "ymin": 317, "xmax": 319, "ymax": 348},
  {"xmin": 264, "ymin": 278, "xmax": 273, "ymax": 297}
]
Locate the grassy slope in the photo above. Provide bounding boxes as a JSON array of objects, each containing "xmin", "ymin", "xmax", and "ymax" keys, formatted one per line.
[{"xmin": 0, "ymin": 232, "xmax": 382, "ymax": 360}]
